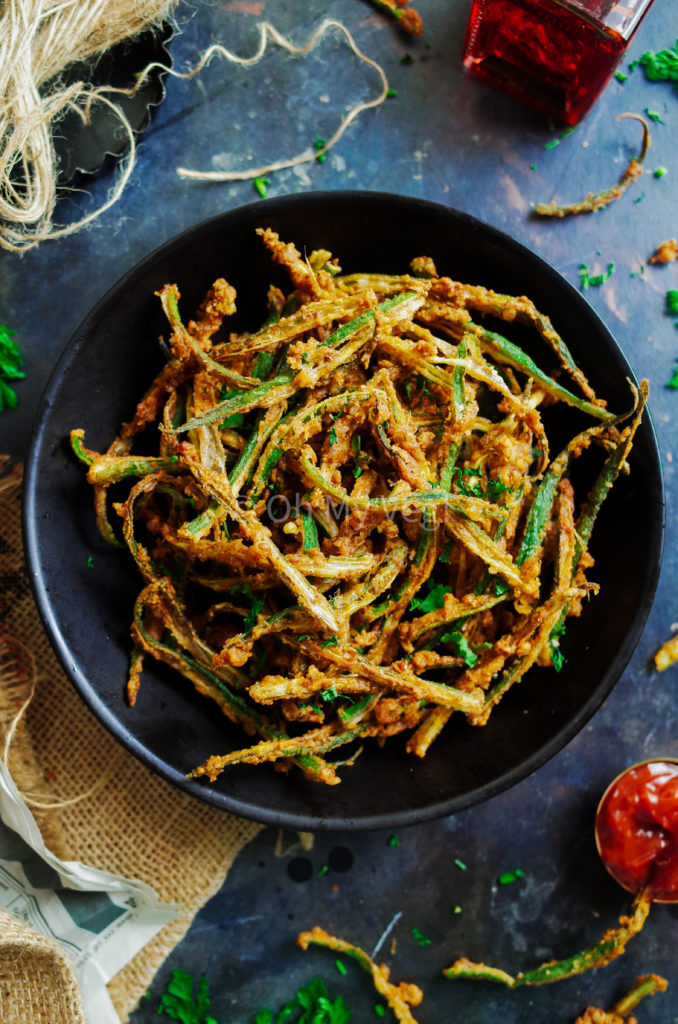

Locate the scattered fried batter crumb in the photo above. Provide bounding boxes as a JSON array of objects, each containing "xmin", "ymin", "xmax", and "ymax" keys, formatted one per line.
[
  {"xmin": 648, "ymin": 238, "xmax": 678, "ymax": 264},
  {"xmin": 654, "ymin": 632, "xmax": 678, "ymax": 671}
]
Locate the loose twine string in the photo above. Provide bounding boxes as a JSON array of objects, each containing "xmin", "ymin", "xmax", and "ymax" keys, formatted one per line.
[
  {"xmin": 0, "ymin": 467, "xmax": 114, "ymax": 810},
  {"xmin": 1, "ymin": 9, "xmax": 389, "ymax": 253},
  {"xmin": 0, "ymin": 621, "xmax": 116, "ymax": 810}
]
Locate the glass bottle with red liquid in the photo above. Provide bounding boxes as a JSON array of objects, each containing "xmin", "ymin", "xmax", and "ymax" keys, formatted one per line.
[{"xmin": 462, "ymin": 0, "xmax": 655, "ymax": 124}]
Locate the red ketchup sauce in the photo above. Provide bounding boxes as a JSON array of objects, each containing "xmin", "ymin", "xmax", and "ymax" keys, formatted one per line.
[{"xmin": 595, "ymin": 760, "xmax": 678, "ymax": 903}]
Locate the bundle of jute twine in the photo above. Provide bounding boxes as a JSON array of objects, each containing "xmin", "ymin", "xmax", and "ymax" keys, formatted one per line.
[
  {"xmin": 0, "ymin": 0, "xmax": 176, "ymax": 253},
  {"xmin": 0, "ymin": 1, "xmax": 389, "ymax": 253}
]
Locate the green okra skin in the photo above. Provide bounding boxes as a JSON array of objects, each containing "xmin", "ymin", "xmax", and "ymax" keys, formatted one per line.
[
  {"xmin": 176, "ymin": 373, "xmax": 296, "ymax": 434},
  {"xmin": 322, "ymin": 291, "xmax": 418, "ymax": 347},
  {"xmin": 611, "ymin": 973, "xmax": 667, "ymax": 1016},
  {"xmin": 302, "ymin": 511, "xmax": 320, "ymax": 550},
  {"xmin": 516, "ymin": 458, "xmax": 566, "ymax": 568},
  {"xmin": 338, "ymin": 694, "xmax": 378, "ymax": 725},
  {"xmin": 179, "ymin": 503, "xmax": 222, "ymax": 539},
  {"xmin": 474, "ymin": 324, "xmax": 615, "ymax": 422},
  {"xmin": 70, "ymin": 430, "xmax": 95, "ymax": 466},
  {"xmin": 86, "ymin": 454, "xmax": 182, "ymax": 484},
  {"xmin": 439, "ymin": 337, "xmax": 467, "ymax": 492}
]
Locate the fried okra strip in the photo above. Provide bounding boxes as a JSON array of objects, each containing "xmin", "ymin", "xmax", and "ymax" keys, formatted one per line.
[
  {"xmin": 607, "ymin": 974, "xmax": 667, "ymax": 1018},
  {"xmin": 572, "ymin": 973, "xmax": 667, "ymax": 1023},
  {"xmin": 547, "ymin": 382, "xmax": 648, "ymax": 656},
  {"xmin": 188, "ymin": 722, "xmax": 372, "ymax": 783},
  {"xmin": 248, "ymin": 671, "xmax": 377, "ymax": 704},
  {"xmin": 157, "ymin": 283, "xmax": 258, "ymax": 390},
  {"xmin": 70, "ymin": 429, "xmax": 124, "ymax": 547},
  {"xmin": 444, "ymin": 889, "xmax": 652, "ymax": 987},
  {"xmin": 292, "ymin": 637, "xmax": 484, "ymax": 714},
  {"xmin": 534, "ymin": 115, "xmax": 649, "ymax": 218},
  {"xmin": 297, "ymin": 927, "xmax": 424, "ymax": 1024}
]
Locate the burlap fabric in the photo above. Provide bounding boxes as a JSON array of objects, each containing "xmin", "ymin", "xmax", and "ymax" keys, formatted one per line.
[
  {"xmin": 0, "ymin": 911, "xmax": 85, "ymax": 1024},
  {"xmin": 0, "ymin": 461, "xmax": 262, "ymax": 1023}
]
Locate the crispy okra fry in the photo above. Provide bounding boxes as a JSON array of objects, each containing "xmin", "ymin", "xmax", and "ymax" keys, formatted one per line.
[
  {"xmin": 443, "ymin": 889, "xmax": 652, "ymax": 987},
  {"xmin": 297, "ymin": 926, "xmax": 424, "ymax": 1024},
  {"xmin": 534, "ymin": 115, "xmax": 650, "ymax": 218}
]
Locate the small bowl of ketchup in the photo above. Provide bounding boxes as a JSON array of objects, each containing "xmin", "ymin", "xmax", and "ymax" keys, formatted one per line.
[{"xmin": 595, "ymin": 759, "xmax": 678, "ymax": 903}]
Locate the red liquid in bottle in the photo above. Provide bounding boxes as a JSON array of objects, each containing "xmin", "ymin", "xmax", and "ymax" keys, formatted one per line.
[
  {"xmin": 463, "ymin": 0, "xmax": 632, "ymax": 124},
  {"xmin": 595, "ymin": 759, "xmax": 678, "ymax": 903}
]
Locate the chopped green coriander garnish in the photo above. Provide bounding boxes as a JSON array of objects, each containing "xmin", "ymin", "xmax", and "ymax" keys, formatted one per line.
[
  {"xmin": 0, "ymin": 324, "xmax": 25, "ymax": 412},
  {"xmin": 645, "ymin": 108, "xmax": 665, "ymax": 123},
  {"xmin": 633, "ymin": 192, "xmax": 645, "ymax": 204},
  {"xmin": 317, "ymin": 865, "xmax": 329, "ymax": 877},
  {"xmin": 615, "ymin": 71, "xmax": 628, "ymax": 83},
  {"xmin": 498, "ymin": 868, "xmax": 525, "ymax": 885},
  {"xmin": 411, "ymin": 926, "xmax": 431, "ymax": 947},
  {"xmin": 639, "ymin": 40, "xmax": 678, "ymax": 84},
  {"xmin": 409, "ymin": 581, "xmax": 451, "ymax": 613},
  {"xmin": 328, "ymin": 425, "xmax": 338, "ymax": 447},
  {"xmin": 321, "ymin": 685, "xmax": 339, "ymax": 703},
  {"xmin": 388, "ymin": 832, "xmax": 400, "ymax": 847},
  {"xmin": 157, "ymin": 968, "xmax": 214, "ymax": 1023},
  {"xmin": 529, "ymin": 163, "xmax": 536, "ymax": 170},
  {"xmin": 400, "ymin": 53, "xmax": 414, "ymax": 65},
  {"xmin": 253, "ymin": 176, "xmax": 270, "ymax": 197},
  {"xmin": 454, "ymin": 858, "xmax": 467, "ymax": 871},
  {"xmin": 386, "ymin": 88, "xmax": 397, "ymax": 98},
  {"xmin": 666, "ymin": 360, "xmax": 678, "ymax": 389},
  {"xmin": 374, "ymin": 1005, "xmax": 387, "ymax": 1018},
  {"xmin": 579, "ymin": 262, "xmax": 615, "ymax": 290},
  {"xmin": 86, "ymin": 555, "xmax": 95, "ymax": 569},
  {"xmin": 438, "ymin": 630, "xmax": 477, "ymax": 667},
  {"xmin": 654, "ymin": 166, "xmax": 668, "ymax": 178},
  {"xmin": 665, "ymin": 290, "xmax": 678, "ymax": 315},
  {"xmin": 544, "ymin": 138, "xmax": 560, "ymax": 150},
  {"xmin": 335, "ymin": 959, "xmax": 347, "ymax": 976},
  {"xmin": 322, "ymin": 634, "xmax": 339, "ymax": 648},
  {"xmin": 314, "ymin": 138, "xmax": 327, "ymax": 164},
  {"xmin": 453, "ymin": 905, "xmax": 463, "ymax": 914}
]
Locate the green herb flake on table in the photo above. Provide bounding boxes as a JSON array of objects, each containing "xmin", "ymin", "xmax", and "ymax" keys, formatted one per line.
[{"xmin": 0, "ymin": 323, "xmax": 25, "ymax": 412}]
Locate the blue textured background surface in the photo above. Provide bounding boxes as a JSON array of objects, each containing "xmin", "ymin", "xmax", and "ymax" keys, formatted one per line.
[{"xmin": 3, "ymin": 1, "xmax": 677, "ymax": 1021}]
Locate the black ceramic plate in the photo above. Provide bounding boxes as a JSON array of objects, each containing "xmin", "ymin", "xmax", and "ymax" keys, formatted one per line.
[{"xmin": 23, "ymin": 192, "xmax": 664, "ymax": 830}]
